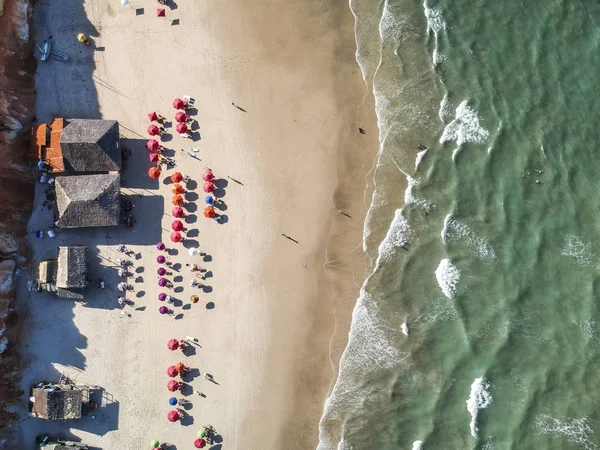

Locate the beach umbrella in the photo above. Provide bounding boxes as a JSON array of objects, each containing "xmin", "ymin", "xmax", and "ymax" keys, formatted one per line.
[
  {"xmin": 201, "ymin": 169, "xmax": 214, "ymax": 181},
  {"xmin": 167, "ymin": 365, "xmax": 179, "ymax": 377},
  {"xmin": 171, "ymin": 231, "xmax": 182, "ymax": 243},
  {"xmin": 172, "ymin": 184, "xmax": 184, "ymax": 195},
  {"xmin": 194, "ymin": 439, "xmax": 207, "ymax": 448},
  {"xmin": 158, "ymin": 277, "xmax": 168, "ymax": 287},
  {"xmin": 167, "ymin": 410, "xmax": 180, "ymax": 422},
  {"xmin": 176, "ymin": 122, "xmax": 188, "ymax": 134},
  {"xmin": 169, "ymin": 397, "xmax": 178, "ymax": 406},
  {"xmin": 172, "ymin": 207, "xmax": 185, "ymax": 218},
  {"xmin": 167, "ymin": 339, "xmax": 180, "ymax": 350},
  {"xmin": 149, "ymin": 152, "xmax": 159, "ymax": 163},
  {"xmin": 150, "ymin": 439, "xmax": 160, "ymax": 448},
  {"xmin": 148, "ymin": 112, "xmax": 159, "ymax": 122},
  {"xmin": 156, "ymin": 241, "xmax": 166, "ymax": 251},
  {"xmin": 175, "ymin": 111, "xmax": 188, "ymax": 123},
  {"xmin": 203, "ymin": 181, "xmax": 215, "ymax": 193},
  {"xmin": 203, "ymin": 207, "xmax": 215, "ymax": 219},
  {"xmin": 175, "ymin": 362, "xmax": 187, "ymax": 373},
  {"xmin": 157, "ymin": 8, "xmax": 166, "ymax": 17},
  {"xmin": 173, "ymin": 98, "xmax": 186, "ymax": 109},
  {"xmin": 172, "ymin": 195, "xmax": 184, "ymax": 206},
  {"xmin": 171, "ymin": 220, "xmax": 184, "ymax": 231},
  {"xmin": 159, "ymin": 305, "xmax": 170, "ymax": 315},
  {"xmin": 188, "ymin": 247, "xmax": 198, "ymax": 256},
  {"xmin": 171, "ymin": 172, "xmax": 183, "ymax": 183},
  {"xmin": 121, "ymin": 0, "xmax": 130, "ymax": 6},
  {"xmin": 157, "ymin": 267, "xmax": 167, "ymax": 276},
  {"xmin": 157, "ymin": 255, "xmax": 166, "ymax": 264},
  {"xmin": 190, "ymin": 295, "xmax": 199, "ymax": 303},
  {"xmin": 146, "ymin": 139, "xmax": 160, "ymax": 151},
  {"xmin": 148, "ymin": 167, "xmax": 161, "ymax": 179},
  {"xmin": 204, "ymin": 196, "xmax": 214, "ymax": 205},
  {"xmin": 197, "ymin": 430, "xmax": 207, "ymax": 438},
  {"xmin": 148, "ymin": 124, "xmax": 160, "ymax": 136},
  {"xmin": 158, "ymin": 293, "xmax": 167, "ymax": 301},
  {"xmin": 167, "ymin": 380, "xmax": 180, "ymax": 392}
]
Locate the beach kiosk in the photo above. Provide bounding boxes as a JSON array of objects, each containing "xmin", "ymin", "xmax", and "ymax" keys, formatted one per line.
[
  {"xmin": 37, "ymin": 436, "xmax": 88, "ymax": 449},
  {"xmin": 29, "ymin": 383, "xmax": 89, "ymax": 420},
  {"xmin": 55, "ymin": 246, "xmax": 88, "ymax": 299}
]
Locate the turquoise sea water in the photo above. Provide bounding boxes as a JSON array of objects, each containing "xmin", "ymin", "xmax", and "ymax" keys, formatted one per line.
[{"xmin": 318, "ymin": 0, "xmax": 600, "ymax": 449}]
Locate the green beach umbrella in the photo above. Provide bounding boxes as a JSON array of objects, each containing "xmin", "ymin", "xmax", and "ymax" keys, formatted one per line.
[
  {"xmin": 150, "ymin": 439, "xmax": 159, "ymax": 448},
  {"xmin": 197, "ymin": 430, "xmax": 207, "ymax": 438}
]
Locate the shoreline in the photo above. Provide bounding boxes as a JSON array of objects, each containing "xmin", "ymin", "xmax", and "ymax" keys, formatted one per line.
[{"xmin": 12, "ymin": 0, "xmax": 379, "ymax": 448}]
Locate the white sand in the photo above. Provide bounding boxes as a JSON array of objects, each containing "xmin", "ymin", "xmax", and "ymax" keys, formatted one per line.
[{"xmin": 15, "ymin": 0, "xmax": 377, "ymax": 448}]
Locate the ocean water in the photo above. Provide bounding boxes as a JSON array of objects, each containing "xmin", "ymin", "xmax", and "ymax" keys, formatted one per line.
[{"xmin": 318, "ymin": 0, "xmax": 600, "ymax": 449}]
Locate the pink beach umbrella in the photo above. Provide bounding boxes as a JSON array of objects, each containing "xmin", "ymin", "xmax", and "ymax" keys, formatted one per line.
[
  {"xmin": 158, "ymin": 277, "xmax": 168, "ymax": 287},
  {"xmin": 157, "ymin": 267, "xmax": 167, "ymax": 276},
  {"xmin": 171, "ymin": 220, "xmax": 184, "ymax": 232},
  {"xmin": 203, "ymin": 181, "xmax": 215, "ymax": 193},
  {"xmin": 173, "ymin": 98, "xmax": 186, "ymax": 109},
  {"xmin": 175, "ymin": 111, "xmax": 188, "ymax": 123},
  {"xmin": 171, "ymin": 231, "xmax": 182, "ymax": 243},
  {"xmin": 201, "ymin": 169, "xmax": 214, "ymax": 181},
  {"xmin": 172, "ymin": 207, "xmax": 185, "ymax": 218},
  {"xmin": 148, "ymin": 111, "xmax": 159, "ymax": 122},
  {"xmin": 149, "ymin": 152, "xmax": 159, "ymax": 163},
  {"xmin": 148, "ymin": 124, "xmax": 160, "ymax": 136},
  {"xmin": 156, "ymin": 242, "xmax": 166, "ymax": 251},
  {"xmin": 159, "ymin": 306, "xmax": 170, "ymax": 315},
  {"xmin": 157, "ymin": 255, "xmax": 166, "ymax": 264},
  {"xmin": 176, "ymin": 122, "xmax": 188, "ymax": 134},
  {"xmin": 167, "ymin": 365, "xmax": 179, "ymax": 377},
  {"xmin": 158, "ymin": 293, "xmax": 167, "ymax": 301},
  {"xmin": 157, "ymin": 8, "xmax": 166, "ymax": 17},
  {"xmin": 147, "ymin": 139, "xmax": 161, "ymax": 151}
]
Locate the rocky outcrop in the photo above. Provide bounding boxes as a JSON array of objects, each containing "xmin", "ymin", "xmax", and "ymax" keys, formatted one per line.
[{"xmin": 0, "ymin": 0, "xmax": 36, "ymax": 443}]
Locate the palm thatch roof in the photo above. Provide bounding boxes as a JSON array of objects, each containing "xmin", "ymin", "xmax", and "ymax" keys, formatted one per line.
[
  {"xmin": 55, "ymin": 174, "xmax": 120, "ymax": 228},
  {"xmin": 32, "ymin": 385, "xmax": 85, "ymax": 420},
  {"xmin": 56, "ymin": 246, "xmax": 87, "ymax": 299},
  {"xmin": 60, "ymin": 119, "xmax": 121, "ymax": 172}
]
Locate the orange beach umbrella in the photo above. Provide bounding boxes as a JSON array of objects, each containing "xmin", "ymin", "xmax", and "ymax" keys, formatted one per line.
[
  {"xmin": 172, "ymin": 195, "xmax": 184, "ymax": 206},
  {"xmin": 148, "ymin": 167, "xmax": 161, "ymax": 179}
]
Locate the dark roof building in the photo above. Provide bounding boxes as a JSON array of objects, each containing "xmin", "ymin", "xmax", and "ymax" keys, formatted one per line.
[
  {"xmin": 60, "ymin": 119, "xmax": 121, "ymax": 172},
  {"xmin": 31, "ymin": 385, "xmax": 85, "ymax": 420},
  {"xmin": 55, "ymin": 173, "xmax": 120, "ymax": 229},
  {"xmin": 56, "ymin": 246, "xmax": 87, "ymax": 299}
]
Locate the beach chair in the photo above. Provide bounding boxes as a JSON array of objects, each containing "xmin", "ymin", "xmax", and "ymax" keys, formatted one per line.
[{"xmin": 182, "ymin": 95, "xmax": 195, "ymax": 105}]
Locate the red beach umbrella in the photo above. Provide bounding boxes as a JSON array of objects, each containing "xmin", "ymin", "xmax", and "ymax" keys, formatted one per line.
[
  {"xmin": 167, "ymin": 365, "xmax": 179, "ymax": 377},
  {"xmin": 172, "ymin": 195, "xmax": 184, "ymax": 207},
  {"xmin": 172, "ymin": 184, "xmax": 184, "ymax": 195},
  {"xmin": 171, "ymin": 231, "xmax": 182, "ymax": 243},
  {"xmin": 146, "ymin": 139, "xmax": 160, "ymax": 151},
  {"xmin": 148, "ymin": 111, "xmax": 159, "ymax": 121},
  {"xmin": 171, "ymin": 172, "xmax": 183, "ymax": 183},
  {"xmin": 167, "ymin": 380, "xmax": 180, "ymax": 392},
  {"xmin": 167, "ymin": 339, "xmax": 179, "ymax": 350},
  {"xmin": 148, "ymin": 124, "xmax": 160, "ymax": 136},
  {"xmin": 172, "ymin": 207, "xmax": 184, "ymax": 218},
  {"xmin": 203, "ymin": 207, "xmax": 215, "ymax": 218},
  {"xmin": 173, "ymin": 98, "xmax": 186, "ymax": 109},
  {"xmin": 148, "ymin": 167, "xmax": 161, "ymax": 179},
  {"xmin": 194, "ymin": 439, "xmax": 207, "ymax": 448},
  {"xmin": 201, "ymin": 169, "xmax": 214, "ymax": 181},
  {"xmin": 167, "ymin": 410, "xmax": 180, "ymax": 422},
  {"xmin": 172, "ymin": 220, "xmax": 184, "ymax": 231},
  {"xmin": 175, "ymin": 111, "xmax": 188, "ymax": 123},
  {"xmin": 203, "ymin": 181, "xmax": 215, "ymax": 193},
  {"xmin": 176, "ymin": 122, "xmax": 188, "ymax": 134},
  {"xmin": 157, "ymin": 8, "xmax": 166, "ymax": 17},
  {"xmin": 149, "ymin": 152, "xmax": 159, "ymax": 163}
]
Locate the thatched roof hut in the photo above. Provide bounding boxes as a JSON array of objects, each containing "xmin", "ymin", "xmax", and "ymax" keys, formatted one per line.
[
  {"xmin": 55, "ymin": 173, "xmax": 120, "ymax": 228},
  {"xmin": 31, "ymin": 385, "xmax": 85, "ymax": 420},
  {"xmin": 60, "ymin": 119, "xmax": 121, "ymax": 172},
  {"xmin": 39, "ymin": 441, "xmax": 88, "ymax": 450},
  {"xmin": 56, "ymin": 246, "xmax": 87, "ymax": 299}
]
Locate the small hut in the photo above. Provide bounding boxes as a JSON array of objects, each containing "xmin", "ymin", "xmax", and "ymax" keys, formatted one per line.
[
  {"xmin": 60, "ymin": 119, "xmax": 121, "ymax": 172},
  {"xmin": 37, "ymin": 260, "xmax": 58, "ymax": 293},
  {"xmin": 55, "ymin": 173, "xmax": 120, "ymax": 228},
  {"xmin": 38, "ymin": 438, "xmax": 88, "ymax": 450},
  {"xmin": 30, "ymin": 384, "xmax": 87, "ymax": 420},
  {"xmin": 56, "ymin": 246, "xmax": 87, "ymax": 299}
]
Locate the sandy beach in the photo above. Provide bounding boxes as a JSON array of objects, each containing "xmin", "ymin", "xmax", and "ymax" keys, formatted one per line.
[{"xmin": 14, "ymin": 0, "xmax": 378, "ymax": 448}]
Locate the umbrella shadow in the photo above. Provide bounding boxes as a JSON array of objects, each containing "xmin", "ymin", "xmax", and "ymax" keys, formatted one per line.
[
  {"xmin": 191, "ymin": 131, "xmax": 201, "ymax": 141},
  {"xmin": 172, "ymin": 263, "xmax": 182, "ymax": 271},
  {"xmin": 136, "ymin": 290, "xmax": 145, "ymax": 298},
  {"xmin": 182, "ymin": 303, "xmax": 192, "ymax": 310},
  {"xmin": 214, "ymin": 200, "xmax": 227, "ymax": 211},
  {"xmin": 203, "ymin": 254, "xmax": 212, "ymax": 262},
  {"xmin": 180, "ymin": 383, "xmax": 194, "ymax": 396},
  {"xmin": 213, "ymin": 178, "xmax": 228, "ymax": 189},
  {"xmin": 184, "ymin": 202, "xmax": 198, "ymax": 213},
  {"xmin": 185, "ymin": 191, "xmax": 199, "ymax": 201},
  {"xmin": 187, "ymin": 107, "xmax": 198, "ymax": 116},
  {"xmin": 173, "ymin": 298, "xmax": 183, "ymax": 307},
  {"xmin": 187, "ymin": 229, "xmax": 199, "ymax": 238},
  {"xmin": 217, "ymin": 214, "xmax": 229, "ymax": 224},
  {"xmin": 183, "ymin": 239, "xmax": 200, "ymax": 249},
  {"xmin": 135, "ymin": 276, "xmax": 144, "ymax": 283},
  {"xmin": 162, "ymin": 148, "xmax": 176, "ymax": 158},
  {"xmin": 174, "ymin": 275, "xmax": 183, "ymax": 283},
  {"xmin": 168, "ymin": 248, "xmax": 179, "ymax": 256},
  {"xmin": 135, "ymin": 266, "xmax": 144, "ymax": 273},
  {"xmin": 161, "ymin": 133, "xmax": 173, "ymax": 142},
  {"xmin": 185, "ymin": 214, "xmax": 197, "ymax": 224},
  {"xmin": 206, "ymin": 302, "xmax": 215, "ymax": 310},
  {"xmin": 183, "ymin": 345, "xmax": 196, "ymax": 357},
  {"xmin": 180, "ymin": 413, "xmax": 194, "ymax": 426},
  {"xmin": 174, "ymin": 313, "xmax": 184, "ymax": 320},
  {"xmin": 174, "ymin": 286, "xmax": 184, "ymax": 293},
  {"xmin": 213, "ymin": 188, "xmax": 226, "ymax": 199},
  {"xmin": 186, "ymin": 368, "xmax": 201, "ymax": 381},
  {"xmin": 187, "ymin": 179, "xmax": 198, "ymax": 190},
  {"xmin": 204, "ymin": 271, "xmax": 213, "ymax": 279}
]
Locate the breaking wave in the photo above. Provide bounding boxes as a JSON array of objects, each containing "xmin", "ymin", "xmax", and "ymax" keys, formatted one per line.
[
  {"xmin": 440, "ymin": 101, "xmax": 490, "ymax": 146},
  {"xmin": 536, "ymin": 415, "xmax": 598, "ymax": 450},
  {"xmin": 441, "ymin": 214, "xmax": 497, "ymax": 261},
  {"xmin": 435, "ymin": 258, "xmax": 460, "ymax": 299},
  {"xmin": 466, "ymin": 377, "xmax": 493, "ymax": 438}
]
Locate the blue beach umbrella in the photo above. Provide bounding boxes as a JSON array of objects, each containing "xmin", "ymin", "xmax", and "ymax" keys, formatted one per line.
[
  {"xmin": 169, "ymin": 397, "xmax": 178, "ymax": 406},
  {"xmin": 204, "ymin": 196, "xmax": 214, "ymax": 205}
]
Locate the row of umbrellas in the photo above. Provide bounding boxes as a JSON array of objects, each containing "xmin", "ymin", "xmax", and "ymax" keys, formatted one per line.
[
  {"xmin": 151, "ymin": 436, "xmax": 206, "ymax": 448},
  {"xmin": 148, "ymin": 121, "xmax": 190, "ymax": 137}
]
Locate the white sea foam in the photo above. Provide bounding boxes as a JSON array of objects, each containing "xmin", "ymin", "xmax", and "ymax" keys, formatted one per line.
[
  {"xmin": 441, "ymin": 214, "xmax": 496, "ymax": 261},
  {"xmin": 401, "ymin": 321, "xmax": 409, "ymax": 336},
  {"xmin": 439, "ymin": 94, "xmax": 452, "ymax": 122},
  {"xmin": 581, "ymin": 317, "xmax": 597, "ymax": 344},
  {"xmin": 412, "ymin": 441, "xmax": 425, "ymax": 450},
  {"xmin": 423, "ymin": 3, "xmax": 445, "ymax": 37},
  {"xmin": 377, "ymin": 209, "xmax": 412, "ymax": 263},
  {"xmin": 415, "ymin": 149, "xmax": 428, "ymax": 170},
  {"xmin": 435, "ymin": 259, "xmax": 460, "ymax": 299},
  {"xmin": 536, "ymin": 415, "xmax": 598, "ymax": 450},
  {"xmin": 466, "ymin": 377, "xmax": 492, "ymax": 438},
  {"xmin": 561, "ymin": 235, "xmax": 596, "ymax": 266},
  {"xmin": 451, "ymin": 147, "xmax": 460, "ymax": 161},
  {"xmin": 440, "ymin": 101, "xmax": 490, "ymax": 146}
]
